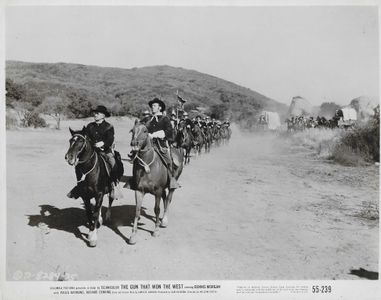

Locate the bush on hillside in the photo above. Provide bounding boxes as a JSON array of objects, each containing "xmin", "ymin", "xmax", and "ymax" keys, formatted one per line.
[
  {"xmin": 22, "ymin": 111, "xmax": 47, "ymax": 128},
  {"xmin": 6, "ymin": 78, "xmax": 26, "ymax": 107},
  {"xmin": 66, "ymin": 91, "xmax": 93, "ymax": 118},
  {"xmin": 209, "ymin": 103, "xmax": 229, "ymax": 120}
]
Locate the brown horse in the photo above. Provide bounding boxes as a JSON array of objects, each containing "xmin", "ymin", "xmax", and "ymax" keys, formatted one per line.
[{"xmin": 128, "ymin": 120, "xmax": 184, "ymax": 244}]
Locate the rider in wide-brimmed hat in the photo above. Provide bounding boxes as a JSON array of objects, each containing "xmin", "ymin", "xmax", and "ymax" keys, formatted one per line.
[
  {"xmin": 67, "ymin": 104, "xmax": 118, "ymax": 199},
  {"xmin": 145, "ymin": 97, "xmax": 179, "ymax": 189},
  {"xmin": 92, "ymin": 105, "xmax": 111, "ymax": 117},
  {"xmin": 148, "ymin": 98, "xmax": 166, "ymax": 112}
]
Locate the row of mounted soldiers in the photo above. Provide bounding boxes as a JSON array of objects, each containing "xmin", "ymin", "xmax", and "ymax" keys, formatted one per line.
[
  {"xmin": 138, "ymin": 106, "xmax": 232, "ymax": 164},
  {"xmin": 67, "ymin": 97, "xmax": 233, "ymax": 200}
]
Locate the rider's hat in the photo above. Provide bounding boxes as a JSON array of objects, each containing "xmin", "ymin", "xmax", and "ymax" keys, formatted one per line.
[
  {"xmin": 92, "ymin": 105, "xmax": 110, "ymax": 117},
  {"xmin": 148, "ymin": 97, "xmax": 166, "ymax": 112}
]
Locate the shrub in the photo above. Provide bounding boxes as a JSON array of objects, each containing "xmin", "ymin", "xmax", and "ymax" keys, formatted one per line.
[
  {"xmin": 290, "ymin": 128, "xmax": 343, "ymax": 158},
  {"xmin": 66, "ymin": 92, "xmax": 93, "ymax": 118},
  {"xmin": 22, "ymin": 111, "xmax": 47, "ymax": 128},
  {"xmin": 330, "ymin": 143, "xmax": 368, "ymax": 166},
  {"xmin": 332, "ymin": 107, "xmax": 379, "ymax": 163},
  {"xmin": 286, "ymin": 107, "xmax": 379, "ymax": 165}
]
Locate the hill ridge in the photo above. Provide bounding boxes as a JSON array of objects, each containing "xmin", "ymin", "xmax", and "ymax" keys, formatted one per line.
[{"xmin": 6, "ymin": 60, "xmax": 288, "ymax": 125}]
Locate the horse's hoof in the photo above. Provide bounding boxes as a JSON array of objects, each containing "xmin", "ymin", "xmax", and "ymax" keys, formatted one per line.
[
  {"xmin": 128, "ymin": 236, "xmax": 137, "ymax": 245},
  {"xmin": 88, "ymin": 240, "xmax": 97, "ymax": 247},
  {"xmin": 152, "ymin": 231, "xmax": 159, "ymax": 237},
  {"xmin": 160, "ymin": 218, "xmax": 168, "ymax": 228}
]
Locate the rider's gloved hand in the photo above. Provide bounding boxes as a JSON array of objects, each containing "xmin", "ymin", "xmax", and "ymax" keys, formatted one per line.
[{"xmin": 95, "ymin": 141, "xmax": 104, "ymax": 148}]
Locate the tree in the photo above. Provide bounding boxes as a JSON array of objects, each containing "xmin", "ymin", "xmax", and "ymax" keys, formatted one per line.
[
  {"xmin": 66, "ymin": 91, "xmax": 93, "ymax": 118},
  {"xmin": 5, "ymin": 78, "xmax": 26, "ymax": 107},
  {"xmin": 37, "ymin": 96, "xmax": 66, "ymax": 129},
  {"xmin": 209, "ymin": 104, "xmax": 229, "ymax": 120}
]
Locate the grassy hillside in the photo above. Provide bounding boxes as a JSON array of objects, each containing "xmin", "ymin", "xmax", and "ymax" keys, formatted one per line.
[{"xmin": 6, "ymin": 60, "xmax": 287, "ymax": 126}]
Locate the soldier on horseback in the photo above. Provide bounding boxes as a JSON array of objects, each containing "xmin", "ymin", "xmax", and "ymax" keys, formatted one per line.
[
  {"xmin": 146, "ymin": 98, "xmax": 180, "ymax": 189},
  {"xmin": 181, "ymin": 111, "xmax": 193, "ymax": 129},
  {"xmin": 67, "ymin": 105, "xmax": 120, "ymax": 198}
]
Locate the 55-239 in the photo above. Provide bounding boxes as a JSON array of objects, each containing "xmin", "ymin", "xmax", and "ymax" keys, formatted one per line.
[{"xmin": 312, "ymin": 285, "xmax": 332, "ymax": 293}]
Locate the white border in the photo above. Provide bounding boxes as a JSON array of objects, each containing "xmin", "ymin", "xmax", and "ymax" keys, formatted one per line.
[{"xmin": 1, "ymin": 1, "xmax": 380, "ymax": 300}]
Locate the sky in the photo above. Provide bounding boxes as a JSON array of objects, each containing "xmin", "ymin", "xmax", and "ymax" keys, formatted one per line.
[{"xmin": 4, "ymin": 4, "xmax": 379, "ymax": 106}]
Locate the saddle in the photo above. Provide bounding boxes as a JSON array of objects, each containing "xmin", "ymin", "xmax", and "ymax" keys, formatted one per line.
[
  {"xmin": 98, "ymin": 150, "xmax": 124, "ymax": 183},
  {"xmin": 153, "ymin": 143, "xmax": 181, "ymax": 169}
]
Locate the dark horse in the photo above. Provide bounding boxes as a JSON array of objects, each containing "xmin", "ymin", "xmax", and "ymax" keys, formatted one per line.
[
  {"xmin": 192, "ymin": 124, "xmax": 205, "ymax": 155},
  {"xmin": 65, "ymin": 128, "xmax": 119, "ymax": 247},
  {"xmin": 128, "ymin": 120, "xmax": 184, "ymax": 244},
  {"xmin": 176, "ymin": 120, "xmax": 193, "ymax": 165},
  {"xmin": 203, "ymin": 125, "xmax": 213, "ymax": 153}
]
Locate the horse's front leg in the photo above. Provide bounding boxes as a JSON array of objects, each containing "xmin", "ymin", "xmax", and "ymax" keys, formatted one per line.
[
  {"xmin": 161, "ymin": 189, "xmax": 174, "ymax": 228},
  {"xmin": 152, "ymin": 193, "xmax": 162, "ymax": 237},
  {"xmin": 83, "ymin": 198, "xmax": 93, "ymax": 228},
  {"xmin": 88, "ymin": 192, "xmax": 104, "ymax": 247},
  {"xmin": 105, "ymin": 185, "xmax": 115, "ymax": 224},
  {"xmin": 129, "ymin": 190, "xmax": 144, "ymax": 245},
  {"xmin": 187, "ymin": 147, "xmax": 191, "ymax": 164}
]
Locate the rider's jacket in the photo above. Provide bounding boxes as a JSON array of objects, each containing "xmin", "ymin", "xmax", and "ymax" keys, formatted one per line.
[
  {"xmin": 84, "ymin": 120, "xmax": 114, "ymax": 152},
  {"xmin": 146, "ymin": 115, "xmax": 173, "ymax": 147}
]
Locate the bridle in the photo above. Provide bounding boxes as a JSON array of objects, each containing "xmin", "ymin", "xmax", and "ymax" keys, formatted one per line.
[
  {"xmin": 130, "ymin": 125, "xmax": 156, "ymax": 173},
  {"xmin": 71, "ymin": 134, "xmax": 98, "ymax": 178}
]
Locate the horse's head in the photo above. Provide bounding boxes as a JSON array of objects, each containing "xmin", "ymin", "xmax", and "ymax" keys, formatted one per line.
[
  {"xmin": 177, "ymin": 120, "xmax": 186, "ymax": 132},
  {"xmin": 130, "ymin": 119, "xmax": 150, "ymax": 152},
  {"xmin": 65, "ymin": 127, "xmax": 89, "ymax": 166}
]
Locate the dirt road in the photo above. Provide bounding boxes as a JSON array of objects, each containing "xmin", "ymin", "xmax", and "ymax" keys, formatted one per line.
[{"xmin": 6, "ymin": 118, "xmax": 379, "ymax": 280}]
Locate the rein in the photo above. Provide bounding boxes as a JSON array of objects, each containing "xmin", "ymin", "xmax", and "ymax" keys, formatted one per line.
[
  {"xmin": 132, "ymin": 149, "xmax": 155, "ymax": 173},
  {"xmin": 72, "ymin": 134, "xmax": 98, "ymax": 180},
  {"xmin": 72, "ymin": 134, "xmax": 93, "ymax": 164},
  {"xmin": 79, "ymin": 153, "xmax": 98, "ymax": 180},
  {"xmin": 131, "ymin": 127, "xmax": 156, "ymax": 173}
]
